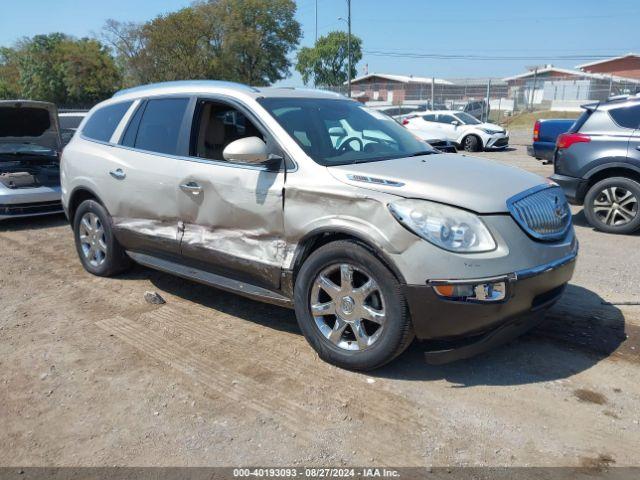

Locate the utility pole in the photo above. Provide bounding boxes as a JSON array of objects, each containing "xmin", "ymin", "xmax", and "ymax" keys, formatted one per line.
[
  {"xmin": 315, "ymin": 0, "xmax": 318, "ymax": 43},
  {"xmin": 347, "ymin": 0, "xmax": 352, "ymax": 98},
  {"xmin": 431, "ymin": 77, "xmax": 435, "ymax": 110},
  {"xmin": 530, "ymin": 67, "xmax": 538, "ymax": 111},
  {"xmin": 484, "ymin": 79, "xmax": 491, "ymax": 122}
]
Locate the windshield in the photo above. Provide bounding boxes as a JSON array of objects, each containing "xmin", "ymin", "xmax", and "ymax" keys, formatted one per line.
[
  {"xmin": 454, "ymin": 112, "xmax": 482, "ymax": 125},
  {"xmin": 258, "ymin": 98, "xmax": 435, "ymax": 166}
]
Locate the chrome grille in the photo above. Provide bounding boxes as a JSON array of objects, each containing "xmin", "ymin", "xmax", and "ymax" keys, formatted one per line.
[{"xmin": 507, "ymin": 186, "xmax": 572, "ymax": 241}]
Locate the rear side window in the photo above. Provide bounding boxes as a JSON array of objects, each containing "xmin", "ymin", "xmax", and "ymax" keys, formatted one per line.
[
  {"xmin": 609, "ymin": 105, "xmax": 640, "ymax": 130},
  {"xmin": 82, "ymin": 102, "xmax": 132, "ymax": 142},
  {"xmin": 134, "ymin": 98, "xmax": 189, "ymax": 155},
  {"xmin": 422, "ymin": 114, "xmax": 436, "ymax": 122}
]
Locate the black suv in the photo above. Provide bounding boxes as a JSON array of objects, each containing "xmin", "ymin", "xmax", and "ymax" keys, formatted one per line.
[{"xmin": 551, "ymin": 94, "xmax": 640, "ymax": 234}]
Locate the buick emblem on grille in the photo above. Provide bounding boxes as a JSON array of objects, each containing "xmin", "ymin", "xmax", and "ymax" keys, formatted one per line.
[{"xmin": 554, "ymin": 196, "xmax": 568, "ymax": 219}]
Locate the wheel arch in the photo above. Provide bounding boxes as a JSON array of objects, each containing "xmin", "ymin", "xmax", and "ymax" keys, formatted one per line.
[
  {"xmin": 67, "ymin": 186, "xmax": 106, "ymax": 224},
  {"xmin": 284, "ymin": 228, "xmax": 407, "ymax": 297},
  {"xmin": 584, "ymin": 163, "xmax": 640, "ymax": 192}
]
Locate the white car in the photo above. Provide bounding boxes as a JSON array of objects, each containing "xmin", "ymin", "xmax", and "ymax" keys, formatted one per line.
[{"xmin": 403, "ymin": 111, "xmax": 509, "ymax": 152}]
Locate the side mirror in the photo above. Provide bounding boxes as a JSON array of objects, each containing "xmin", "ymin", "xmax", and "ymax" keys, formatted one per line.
[
  {"xmin": 451, "ymin": 120, "xmax": 460, "ymax": 126},
  {"xmin": 223, "ymin": 136, "xmax": 270, "ymax": 164},
  {"xmin": 328, "ymin": 126, "xmax": 347, "ymax": 137}
]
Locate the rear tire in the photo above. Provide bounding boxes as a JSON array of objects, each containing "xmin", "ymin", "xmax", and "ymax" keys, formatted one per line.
[
  {"xmin": 73, "ymin": 199, "xmax": 132, "ymax": 276},
  {"xmin": 584, "ymin": 177, "xmax": 640, "ymax": 234},
  {"xmin": 462, "ymin": 135, "xmax": 481, "ymax": 152},
  {"xmin": 294, "ymin": 240, "xmax": 414, "ymax": 371}
]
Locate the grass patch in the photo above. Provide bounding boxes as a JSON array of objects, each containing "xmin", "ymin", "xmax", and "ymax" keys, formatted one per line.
[{"xmin": 495, "ymin": 110, "xmax": 578, "ymax": 129}]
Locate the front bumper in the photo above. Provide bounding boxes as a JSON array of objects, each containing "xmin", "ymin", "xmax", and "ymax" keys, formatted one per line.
[
  {"xmin": 550, "ymin": 173, "xmax": 587, "ymax": 205},
  {"xmin": 404, "ymin": 248, "xmax": 577, "ymax": 363},
  {"xmin": 485, "ymin": 133, "xmax": 509, "ymax": 149},
  {"xmin": 0, "ymin": 185, "xmax": 63, "ymax": 220}
]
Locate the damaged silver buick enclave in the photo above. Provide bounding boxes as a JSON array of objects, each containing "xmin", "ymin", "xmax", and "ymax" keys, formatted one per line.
[{"xmin": 61, "ymin": 81, "xmax": 577, "ymax": 370}]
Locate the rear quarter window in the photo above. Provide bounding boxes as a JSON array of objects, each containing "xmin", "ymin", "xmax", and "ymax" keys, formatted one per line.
[
  {"xmin": 82, "ymin": 102, "xmax": 133, "ymax": 142},
  {"xmin": 608, "ymin": 104, "xmax": 640, "ymax": 130}
]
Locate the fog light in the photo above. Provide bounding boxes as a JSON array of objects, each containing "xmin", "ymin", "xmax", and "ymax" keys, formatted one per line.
[{"xmin": 433, "ymin": 281, "xmax": 507, "ymax": 303}]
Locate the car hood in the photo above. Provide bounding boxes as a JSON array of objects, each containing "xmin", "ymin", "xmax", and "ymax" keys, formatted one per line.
[
  {"xmin": 328, "ymin": 153, "xmax": 547, "ymax": 213},
  {"xmin": 0, "ymin": 100, "xmax": 61, "ymax": 152},
  {"xmin": 475, "ymin": 122, "xmax": 505, "ymax": 132}
]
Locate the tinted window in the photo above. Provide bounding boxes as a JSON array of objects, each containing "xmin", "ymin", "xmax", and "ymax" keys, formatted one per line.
[
  {"xmin": 438, "ymin": 115, "xmax": 457, "ymax": 124},
  {"xmin": 83, "ymin": 102, "xmax": 132, "ymax": 142},
  {"xmin": 422, "ymin": 114, "xmax": 436, "ymax": 122},
  {"xmin": 193, "ymin": 100, "xmax": 264, "ymax": 161},
  {"xmin": 258, "ymin": 98, "xmax": 434, "ymax": 166},
  {"xmin": 135, "ymin": 98, "xmax": 189, "ymax": 155},
  {"xmin": 609, "ymin": 105, "xmax": 640, "ymax": 130}
]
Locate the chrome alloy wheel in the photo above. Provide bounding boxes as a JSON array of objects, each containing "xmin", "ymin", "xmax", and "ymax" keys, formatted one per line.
[
  {"xmin": 593, "ymin": 186, "xmax": 638, "ymax": 226},
  {"xmin": 78, "ymin": 212, "xmax": 108, "ymax": 267},
  {"xmin": 310, "ymin": 263, "xmax": 386, "ymax": 351}
]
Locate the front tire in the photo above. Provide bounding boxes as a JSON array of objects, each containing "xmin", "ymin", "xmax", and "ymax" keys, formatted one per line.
[
  {"xmin": 73, "ymin": 199, "xmax": 131, "ymax": 276},
  {"xmin": 294, "ymin": 241, "xmax": 413, "ymax": 371},
  {"xmin": 584, "ymin": 177, "xmax": 640, "ymax": 234},
  {"xmin": 461, "ymin": 135, "xmax": 481, "ymax": 152}
]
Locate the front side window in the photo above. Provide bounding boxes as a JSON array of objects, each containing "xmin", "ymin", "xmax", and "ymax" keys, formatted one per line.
[
  {"xmin": 609, "ymin": 104, "xmax": 640, "ymax": 130},
  {"xmin": 258, "ymin": 98, "xmax": 433, "ymax": 166},
  {"xmin": 438, "ymin": 114, "xmax": 457, "ymax": 125},
  {"xmin": 82, "ymin": 102, "xmax": 132, "ymax": 142},
  {"xmin": 192, "ymin": 100, "xmax": 265, "ymax": 161},
  {"xmin": 134, "ymin": 98, "xmax": 189, "ymax": 155}
]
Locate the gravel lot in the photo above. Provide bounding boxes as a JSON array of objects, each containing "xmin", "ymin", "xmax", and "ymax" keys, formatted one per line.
[{"xmin": 1, "ymin": 130, "xmax": 639, "ymax": 468}]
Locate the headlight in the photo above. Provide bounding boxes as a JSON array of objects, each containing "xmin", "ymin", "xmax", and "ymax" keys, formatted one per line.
[
  {"xmin": 388, "ymin": 199, "xmax": 496, "ymax": 252},
  {"xmin": 481, "ymin": 128, "xmax": 502, "ymax": 135}
]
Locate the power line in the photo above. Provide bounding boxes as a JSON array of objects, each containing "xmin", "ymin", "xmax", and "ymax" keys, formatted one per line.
[{"xmin": 363, "ymin": 50, "xmax": 633, "ymax": 61}]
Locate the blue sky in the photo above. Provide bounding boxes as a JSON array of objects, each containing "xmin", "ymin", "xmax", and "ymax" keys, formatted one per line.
[{"xmin": 1, "ymin": 0, "xmax": 639, "ymax": 85}]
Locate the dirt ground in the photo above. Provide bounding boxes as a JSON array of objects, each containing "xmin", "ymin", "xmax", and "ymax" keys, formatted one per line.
[{"xmin": 1, "ymin": 132, "xmax": 639, "ymax": 467}]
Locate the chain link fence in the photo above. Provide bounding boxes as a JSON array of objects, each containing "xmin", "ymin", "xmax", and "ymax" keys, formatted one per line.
[{"xmin": 323, "ymin": 73, "xmax": 640, "ymax": 124}]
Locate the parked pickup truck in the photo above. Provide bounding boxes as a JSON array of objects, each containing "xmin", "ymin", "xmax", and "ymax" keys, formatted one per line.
[{"xmin": 527, "ymin": 118, "xmax": 576, "ymax": 163}]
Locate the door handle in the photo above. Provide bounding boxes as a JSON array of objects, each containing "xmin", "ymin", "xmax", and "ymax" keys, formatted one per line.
[
  {"xmin": 180, "ymin": 182, "xmax": 203, "ymax": 195},
  {"xmin": 109, "ymin": 168, "xmax": 126, "ymax": 180}
]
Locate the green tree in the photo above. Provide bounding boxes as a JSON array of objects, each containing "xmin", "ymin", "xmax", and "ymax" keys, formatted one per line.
[
  {"xmin": 17, "ymin": 33, "xmax": 68, "ymax": 103},
  {"xmin": 7, "ymin": 33, "xmax": 121, "ymax": 106},
  {"xmin": 296, "ymin": 31, "xmax": 362, "ymax": 87},
  {"xmin": 103, "ymin": 0, "xmax": 301, "ymax": 87},
  {"xmin": 207, "ymin": 0, "xmax": 302, "ymax": 85},
  {"xmin": 59, "ymin": 38, "xmax": 122, "ymax": 105},
  {"xmin": 0, "ymin": 47, "xmax": 21, "ymax": 98},
  {"xmin": 102, "ymin": 19, "xmax": 151, "ymax": 86}
]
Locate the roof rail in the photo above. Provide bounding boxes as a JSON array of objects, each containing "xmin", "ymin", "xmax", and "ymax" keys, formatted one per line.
[{"xmin": 113, "ymin": 80, "xmax": 259, "ymax": 97}]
